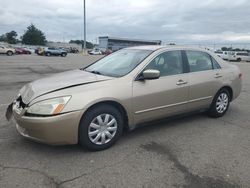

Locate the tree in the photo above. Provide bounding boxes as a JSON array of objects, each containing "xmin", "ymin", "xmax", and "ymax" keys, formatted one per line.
[
  {"xmin": 69, "ymin": 40, "xmax": 94, "ymax": 49},
  {"xmin": 0, "ymin": 34, "xmax": 5, "ymax": 42},
  {"xmin": 221, "ymin": 47, "xmax": 229, "ymax": 51},
  {"xmin": 6, "ymin": 31, "xmax": 18, "ymax": 44},
  {"xmin": 22, "ymin": 24, "xmax": 46, "ymax": 45},
  {"xmin": 0, "ymin": 31, "xmax": 18, "ymax": 44}
]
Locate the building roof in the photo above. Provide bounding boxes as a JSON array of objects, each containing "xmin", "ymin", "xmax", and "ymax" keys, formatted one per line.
[{"xmin": 99, "ymin": 36, "xmax": 161, "ymax": 43}]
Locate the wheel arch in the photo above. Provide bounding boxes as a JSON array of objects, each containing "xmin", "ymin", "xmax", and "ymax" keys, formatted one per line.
[
  {"xmin": 218, "ymin": 86, "xmax": 233, "ymax": 101},
  {"xmin": 79, "ymin": 100, "xmax": 129, "ymax": 134}
]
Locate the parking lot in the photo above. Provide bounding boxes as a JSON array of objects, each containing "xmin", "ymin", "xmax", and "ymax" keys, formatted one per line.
[{"xmin": 0, "ymin": 54, "xmax": 250, "ymax": 188}]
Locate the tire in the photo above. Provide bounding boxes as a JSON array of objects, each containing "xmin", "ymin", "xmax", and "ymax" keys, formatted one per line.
[
  {"xmin": 6, "ymin": 51, "xmax": 13, "ymax": 56},
  {"xmin": 45, "ymin": 52, "xmax": 51, "ymax": 56},
  {"xmin": 61, "ymin": 53, "xmax": 67, "ymax": 57},
  {"xmin": 208, "ymin": 89, "xmax": 230, "ymax": 118},
  {"xmin": 79, "ymin": 104, "xmax": 124, "ymax": 151},
  {"xmin": 237, "ymin": 58, "xmax": 241, "ymax": 62}
]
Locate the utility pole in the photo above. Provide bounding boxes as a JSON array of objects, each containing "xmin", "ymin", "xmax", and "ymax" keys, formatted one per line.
[{"xmin": 83, "ymin": 0, "xmax": 86, "ymax": 54}]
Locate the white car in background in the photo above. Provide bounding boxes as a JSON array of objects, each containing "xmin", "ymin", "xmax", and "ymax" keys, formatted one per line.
[
  {"xmin": 214, "ymin": 51, "xmax": 228, "ymax": 60},
  {"xmin": 235, "ymin": 52, "xmax": 250, "ymax": 62},
  {"xmin": 24, "ymin": 47, "xmax": 35, "ymax": 54},
  {"xmin": 214, "ymin": 51, "xmax": 237, "ymax": 61},
  {"xmin": 0, "ymin": 45, "xmax": 15, "ymax": 56},
  {"xmin": 89, "ymin": 49, "xmax": 102, "ymax": 55}
]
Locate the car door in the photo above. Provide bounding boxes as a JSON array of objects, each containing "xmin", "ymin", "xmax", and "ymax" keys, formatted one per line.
[
  {"xmin": 184, "ymin": 50, "xmax": 223, "ymax": 110},
  {"xmin": 49, "ymin": 48, "xmax": 56, "ymax": 55},
  {"xmin": 0, "ymin": 46, "xmax": 4, "ymax": 54},
  {"xmin": 132, "ymin": 50, "xmax": 189, "ymax": 124}
]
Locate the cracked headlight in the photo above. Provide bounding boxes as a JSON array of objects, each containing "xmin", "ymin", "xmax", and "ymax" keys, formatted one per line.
[{"xmin": 27, "ymin": 96, "xmax": 71, "ymax": 115}]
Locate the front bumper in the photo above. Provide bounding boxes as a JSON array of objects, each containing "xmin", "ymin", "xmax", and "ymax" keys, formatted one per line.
[{"xmin": 13, "ymin": 107, "xmax": 84, "ymax": 145}]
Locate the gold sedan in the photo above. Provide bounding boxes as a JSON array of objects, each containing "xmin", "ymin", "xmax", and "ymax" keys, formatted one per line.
[{"xmin": 8, "ymin": 46, "xmax": 242, "ymax": 150}]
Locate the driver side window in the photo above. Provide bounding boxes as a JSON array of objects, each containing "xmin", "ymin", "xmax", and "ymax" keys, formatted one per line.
[{"xmin": 144, "ymin": 50, "xmax": 183, "ymax": 77}]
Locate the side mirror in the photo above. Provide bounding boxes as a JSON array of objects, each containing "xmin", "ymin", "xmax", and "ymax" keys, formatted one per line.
[{"xmin": 139, "ymin": 69, "xmax": 160, "ymax": 80}]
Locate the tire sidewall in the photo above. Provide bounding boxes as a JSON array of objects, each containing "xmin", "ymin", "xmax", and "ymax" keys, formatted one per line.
[
  {"xmin": 79, "ymin": 105, "xmax": 124, "ymax": 151},
  {"xmin": 7, "ymin": 51, "xmax": 13, "ymax": 56},
  {"xmin": 209, "ymin": 89, "xmax": 230, "ymax": 118}
]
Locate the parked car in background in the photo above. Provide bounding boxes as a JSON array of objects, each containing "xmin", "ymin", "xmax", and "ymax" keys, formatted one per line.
[
  {"xmin": 69, "ymin": 47, "xmax": 79, "ymax": 53},
  {"xmin": 235, "ymin": 52, "xmax": 250, "ymax": 62},
  {"xmin": 35, "ymin": 47, "xmax": 45, "ymax": 55},
  {"xmin": 89, "ymin": 48, "xmax": 102, "ymax": 55},
  {"xmin": 103, "ymin": 49, "xmax": 113, "ymax": 55},
  {"xmin": 214, "ymin": 51, "xmax": 237, "ymax": 61},
  {"xmin": 214, "ymin": 50, "xmax": 224, "ymax": 58},
  {"xmin": 0, "ymin": 45, "xmax": 15, "ymax": 56},
  {"xmin": 227, "ymin": 51, "xmax": 238, "ymax": 61},
  {"xmin": 24, "ymin": 47, "xmax": 35, "ymax": 54},
  {"xmin": 9, "ymin": 46, "xmax": 242, "ymax": 151},
  {"xmin": 60, "ymin": 47, "xmax": 79, "ymax": 54},
  {"xmin": 44, "ymin": 47, "xmax": 67, "ymax": 57},
  {"xmin": 214, "ymin": 51, "xmax": 230, "ymax": 60},
  {"xmin": 15, "ymin": 47, "xmax": 32, "ymax": 54}
]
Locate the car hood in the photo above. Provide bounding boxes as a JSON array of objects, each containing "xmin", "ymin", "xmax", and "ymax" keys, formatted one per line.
[{"xmin": 19, "ymin": 69, "xmax": 112, "ymax": 104}]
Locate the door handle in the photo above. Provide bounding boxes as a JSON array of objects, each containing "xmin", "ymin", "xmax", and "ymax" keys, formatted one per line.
[
  {"xmin": 214, "ymin": 73, "xmax": 223, "ymax": 78},
  {"xmin": 176, "ymin": 79, "xmax": 188, "ymax": 86}
]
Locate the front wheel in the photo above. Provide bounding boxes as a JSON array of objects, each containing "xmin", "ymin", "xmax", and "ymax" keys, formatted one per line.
[
  {"xmin": 45, "ymin": 52, "xmax": 51, "ymax": 56},
  {"xmin": 208, "ymin": 89, "xmax": 230, "ymax": 118},
  {"xmin": 6, "ymin": 51, "xmax": 13, "ymax": 56},
  {"xmin": 79, "ymin": 105, "xmax": 124, "ymax": 151}
]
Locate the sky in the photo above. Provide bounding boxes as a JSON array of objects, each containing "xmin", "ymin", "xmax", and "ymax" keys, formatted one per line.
[{"xmin": 0, "ymin": 0, "xmax": 250, "ymax": 44}]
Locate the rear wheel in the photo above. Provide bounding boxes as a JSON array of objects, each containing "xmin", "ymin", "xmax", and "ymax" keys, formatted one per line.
[
  {"xmin": 6, "ymin": 51, "xmax": 13, "ymax": 56},
  {"xmin": 208, "ymin": 89, "xmax": 230, "ymax": 118},
  {"xmin": 79, "ymin": 104, "xmax": 124, "ymax": 151},
  {"xmin": 45, "ymin": 52, "xmax": 51, "ymax": 56}
]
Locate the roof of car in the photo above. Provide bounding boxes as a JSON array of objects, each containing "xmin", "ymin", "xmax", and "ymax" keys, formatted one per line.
[{"xmin": 125, "ymin": 45, "xmax": 206, "ymax": 52}]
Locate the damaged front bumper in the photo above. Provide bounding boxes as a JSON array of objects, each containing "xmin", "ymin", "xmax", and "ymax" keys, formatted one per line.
[{"xmin": 7, "ymin": 96, "xmax": 83, "ymax": 145}]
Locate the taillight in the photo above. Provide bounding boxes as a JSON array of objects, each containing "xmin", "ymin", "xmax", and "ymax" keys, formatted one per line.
[{"xmin": 239, "ymin": 73, "xmax": 242, "ymax": 80}]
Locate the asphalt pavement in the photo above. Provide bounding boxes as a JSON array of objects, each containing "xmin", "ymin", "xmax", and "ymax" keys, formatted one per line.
[{"xmin": 0, "ymin": 54, "xmax": 249, "ymax": 188}]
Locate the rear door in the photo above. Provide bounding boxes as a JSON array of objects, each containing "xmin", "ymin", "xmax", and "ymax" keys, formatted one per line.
[
  {"xmin": 184, "ymin": 50, "xmax": 223, "ymax": 110},
  {"xmin": 132, "ymin": 50, "xmax": 189, "ymax": 124}
]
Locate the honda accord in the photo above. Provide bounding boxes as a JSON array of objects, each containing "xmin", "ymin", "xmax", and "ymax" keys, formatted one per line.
[{"xmin": 7, "ymin": 46, "xmax": 242, "ymax": 150}]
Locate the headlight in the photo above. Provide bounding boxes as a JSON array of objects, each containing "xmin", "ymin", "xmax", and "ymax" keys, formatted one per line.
[{"xmin": 27, "ymin": 96, "xmax": 71, "ymax": 115}]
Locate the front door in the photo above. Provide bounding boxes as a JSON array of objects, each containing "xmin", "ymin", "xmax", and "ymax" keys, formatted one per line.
[
  {"xmin": 0, "ymin": 46, "xmax": 5, "ymax": 54},
  {"xmin": 132, "ymin": 50, "xmax": 189, "ymax": 125}
]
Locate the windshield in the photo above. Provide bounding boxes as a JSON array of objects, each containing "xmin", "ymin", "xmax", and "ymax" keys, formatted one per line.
[{"xmin": 84, "ymin": 49, "xmax": 152, "ymax": 77}]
